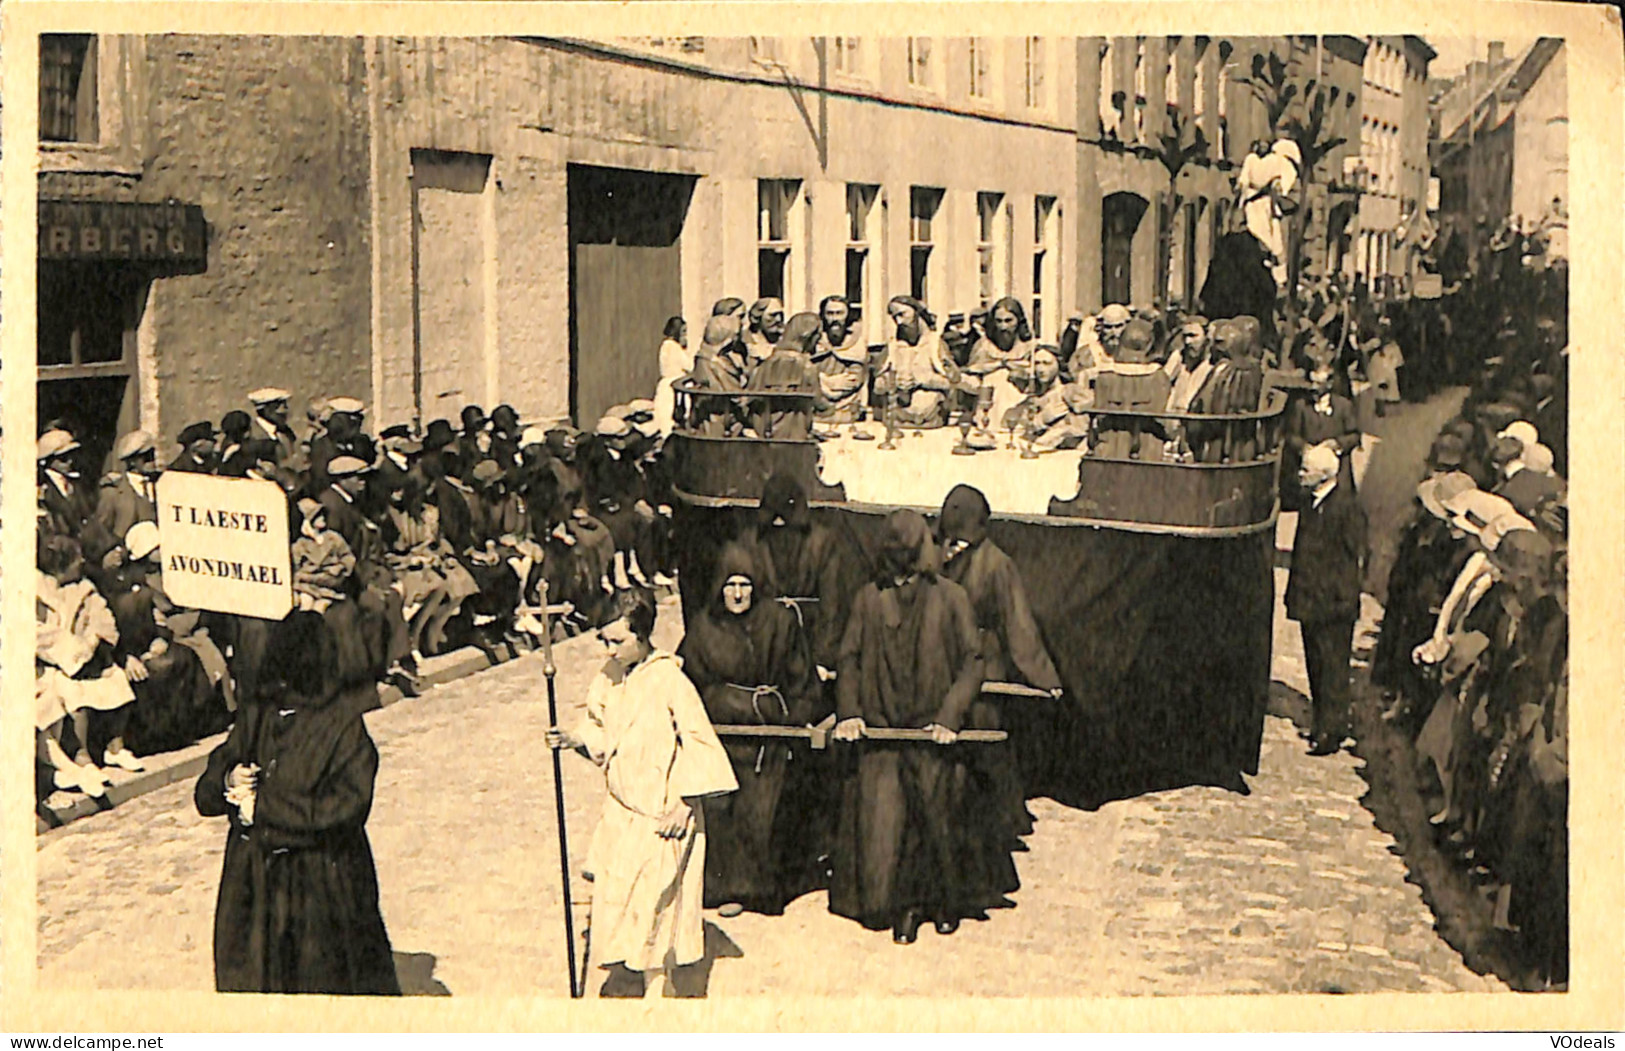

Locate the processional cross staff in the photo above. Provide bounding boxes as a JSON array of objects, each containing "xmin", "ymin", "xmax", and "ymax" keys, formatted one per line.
[{"xmin": 538, "ymin": 579, "xmax": 584, "ymax": 999}]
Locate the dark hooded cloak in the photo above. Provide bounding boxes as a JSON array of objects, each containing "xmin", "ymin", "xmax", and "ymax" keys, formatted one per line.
[
  {"xmin": 829, "ymin": 510, "xmax": 1017, "ymax": 928},
  {"xmin": 195, "ymin": 612, "xmax": 399, "ymax": 995},
  {"xmin": 938, "ymin": 484, "xmax": 1063, "ymax": 842},
  {"xmin": 751, "ymin": 473, "xmax": 856, "ymax": 676},
  {"xmin": 678, "ymin": 542, "xmax": 816, "ymax": 913}
]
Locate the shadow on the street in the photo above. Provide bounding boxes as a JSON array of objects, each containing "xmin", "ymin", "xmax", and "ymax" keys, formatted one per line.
[
  {"xmin": 1267, "ymin": 679, "xmax": 1312, "ymax": 734},
  {"xmin": 661, "ymin": 922, "xmax": 743, "ymax": 998},
  {"xmin": 394, "ymin": 951, "xmax": 451, "ymax": 996}
]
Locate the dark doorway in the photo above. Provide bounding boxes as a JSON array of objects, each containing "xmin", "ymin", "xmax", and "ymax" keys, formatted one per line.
[
  {"xmin": 37, "ymin": 261, "xmax": 145, "ymax": 476},
  {"xmin": 1102, "ymin": 191, "xmax": 1147, "ymax": 306},
  {"xmin": 568, "ymin": 165, "xmax": 696, "ymax": 426},
  {"xmin": 39, "ymin": 376, "xmax": 134, "ymax": 478}
]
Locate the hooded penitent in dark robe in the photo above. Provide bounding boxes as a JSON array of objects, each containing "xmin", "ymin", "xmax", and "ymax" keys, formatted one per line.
[
  {"xmin": 829, "ymin": 511, "xmax": 1017, "ymax": 930},
  {"xmin": 677, "ymin": 543, "xmax": 816, "ymax": 913},
  {"xmin": 938, "ymin": 485, "xmax": 1063, "ymax": 841},
  {"xmin": 750, "ymin": 473, "xmax": 855, "ymax": 676},
  {"xmin": 748, "ymin": 474, "xmax": 861, "ymax": 897},
  {"xmin": 194, "ymin": 613, "xmax": 399, "ymax": 995}
]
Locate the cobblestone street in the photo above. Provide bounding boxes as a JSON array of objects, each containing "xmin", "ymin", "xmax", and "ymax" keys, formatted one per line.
[{"xmin": 37, "ymin": 571, "xmax": 1502, "ymax": 998}]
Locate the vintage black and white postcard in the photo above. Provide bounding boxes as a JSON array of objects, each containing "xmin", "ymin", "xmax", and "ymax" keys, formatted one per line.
[{"xmin": 1, "ymin": 0, "xmax": 1621, "ymax": 1033}]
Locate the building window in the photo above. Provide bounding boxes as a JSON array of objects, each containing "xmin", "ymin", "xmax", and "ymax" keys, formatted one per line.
[
  {"xmin": 1166, "ymin": 43, "xmax": 1181, "ymax": 116},
  {"xmin": 968, "ymin": 37, "xmax": 993, "ymax": 99},
  {"xmin": 1024, "ymin": 37, "xmax": 1047, "ymax": 109},
  {"xmin": 40, "ymin": 34, "xmax": 99, "ymax": 144},
  {"xmin": 749, "ymin": 37, "xmax": 783, "ymax": 66},
  {"xmin": 831, "ymin": 36, "xmax": 865, "ymax": 77},
  {"xmin": 1099, "ymin": 40, "xmax": 1120, "ymax": 139},
  {"xmin": 845, "ymin": 184, "xmax": 879, "ymax": 338},
  {"xmin": 976, "ymin": 192, "xmax": 1008, "ymax": 308},
  {"xmin": 909, "ymin": 186, "xmax": 943, "ymax": 303},
  {"xmin": 1133, "ymin": 38, "xmax": 1148, "ymax": 141},
  {"xmin": 1033, "ymin": 196, "xmax": 1059, "ymax": 340},
  {"xmin": 1193, "ymin": 47, "xmax": 1205, "ymax": 119},
  {"xmin": 758, "ymin": 179, "xmax": 803, "ymax": 303},
  {"xmin": 907, "ymin": 37, "xmax": 935, "ymax": 90}
]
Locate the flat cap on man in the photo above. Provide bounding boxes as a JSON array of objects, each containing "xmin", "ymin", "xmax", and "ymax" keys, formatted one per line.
[
  {"xmin": 177, "ymin": 421, "xmax": 218, "ymax": 446},
  {"xmin": 115, "ymin": 430, "xmax": 157, "ymax": 461},
  {"xmin": 596, "ymin": 415, "xmax": 632, "ymax": 438},
  {"xmin": 37, "ymin": 429, "xmax": 80, "ymax": 461},
  {"xmin": 327, "ymin": 397, "xmax": 366, "ymax": 417},
  {"xmin": 1099, "ymin": 304, "xmax": 1133, "ymax": 324},
  {"xmin": 327, "ymin": 455, "xmax": 371, "ymax": 478},
  {"xmin": 247, "ymin": 387, "xmax": 292, "ymax": 406}
]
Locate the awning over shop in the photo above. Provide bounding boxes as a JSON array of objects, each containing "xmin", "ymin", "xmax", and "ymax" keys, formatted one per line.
[{"xmin": 38, "ymin": 198, "xmax": 207, "ymax": 270}]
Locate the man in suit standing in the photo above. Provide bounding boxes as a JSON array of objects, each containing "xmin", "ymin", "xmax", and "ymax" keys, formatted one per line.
[
  {"xmin": 94, "ymin": 430, "xmax": 161, "ymax": 549},
  {"xmin": 1286, "ymin": 443, "xmax": 1368, "ymax": 756},
  {"xmin": 247, "ymin": 387, "xmax": 306, "ymax": 475}
]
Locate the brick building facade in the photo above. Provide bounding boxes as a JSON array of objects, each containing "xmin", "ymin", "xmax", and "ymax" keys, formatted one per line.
[{"xmin": 37, "ymin": 33, "xmax": 1377, "ymax": 467}]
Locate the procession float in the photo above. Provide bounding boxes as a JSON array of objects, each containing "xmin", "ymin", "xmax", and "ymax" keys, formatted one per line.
[{"xmin": 664, "ymin": 372, "xmax": 1289, "ymax": 806}]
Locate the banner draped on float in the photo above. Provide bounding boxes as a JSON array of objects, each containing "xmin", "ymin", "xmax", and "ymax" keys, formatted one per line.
[{"xmin": 674, "ymin": 504, "xmax": 1274, "ymax": 808}]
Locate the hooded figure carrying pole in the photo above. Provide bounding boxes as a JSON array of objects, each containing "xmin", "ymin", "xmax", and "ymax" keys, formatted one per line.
[
  {"xmin": 678, "ymin": 542, "xmax": 817, "ymax": 916},
  {"xmin": 828, "ymin": 510, "xmax": 1015, "ymax": 943}
]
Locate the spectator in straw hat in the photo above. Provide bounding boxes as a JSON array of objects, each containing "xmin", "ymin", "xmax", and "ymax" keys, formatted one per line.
[
  {"xmin": 94, "ymin": 430, "xmax": 160, "ymax": 551},
  {"xmin": 319, "ymin": 455, "xmax": 417, "ymax": 694},
  {"xmin": 248, "ymin": 386, "xmax": 305, "ymax": 471},
  {"xmin": 309, "ymin": 398, "xmax": 374, "ymax": 494},
  {"xmin": 38, "ymin": 428, "xmax": 103, "ymax": 544}
]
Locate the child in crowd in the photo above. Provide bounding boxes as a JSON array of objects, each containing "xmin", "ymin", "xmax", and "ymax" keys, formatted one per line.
[{"xmin": 291, "ymin": 497, "xmax": 356, "ymax": 613}]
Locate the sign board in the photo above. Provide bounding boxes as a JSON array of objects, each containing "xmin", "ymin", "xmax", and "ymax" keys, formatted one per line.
[
  {"xmin": 38, "ymin": 199, "xmax": 208, "ymax": 264},
  {"xmin": 156, "ymin": 472, "xmax": 292, "ymax": 620}
]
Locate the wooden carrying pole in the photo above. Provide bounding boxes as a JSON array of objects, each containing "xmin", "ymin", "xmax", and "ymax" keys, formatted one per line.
[{"xmin": 538, "ymin": 581, "xmax": 583, "ymax": 999}]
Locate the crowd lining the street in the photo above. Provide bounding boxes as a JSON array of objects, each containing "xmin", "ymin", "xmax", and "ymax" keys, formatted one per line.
[{"xmin": 1366, "ymin": 260, "xmax": 1570, "ymax": 990}]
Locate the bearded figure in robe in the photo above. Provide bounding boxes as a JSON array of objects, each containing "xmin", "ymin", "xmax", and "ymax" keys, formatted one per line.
[
  {"xmin": 811, "ymin": 295, "xmax": 870, "ymax": 425},
  {"xmin": 678, "ymin": 543, "xmax": 816, "ymax": 916},
  {"xmin": 964, "ymin": 297, "xmax": 1040, "ymax": 430},
  {"xmin": 829, "ymin": 510, "xmax": 1015, "ymax": 944}
]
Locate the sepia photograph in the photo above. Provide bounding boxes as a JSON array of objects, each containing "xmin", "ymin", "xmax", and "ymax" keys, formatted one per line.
[{"xmin": 3, "ymin": 3, "xmax": 1621, "ymax": 1032}]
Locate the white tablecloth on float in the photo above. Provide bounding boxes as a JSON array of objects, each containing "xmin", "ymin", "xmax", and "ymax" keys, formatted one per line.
[{"xmin": 814, "ymin": 427, "xmax": 1085, "ymax": 516}]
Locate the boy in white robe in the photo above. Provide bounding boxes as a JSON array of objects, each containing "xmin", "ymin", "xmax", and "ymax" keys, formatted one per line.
[{"xmin": 550, "ymin": 588, "xmax": 737, "ymax": 998}]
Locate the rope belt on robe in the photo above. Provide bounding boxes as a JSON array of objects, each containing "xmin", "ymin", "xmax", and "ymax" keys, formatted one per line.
[
  {"xmin": 774, "ymin": 595, "xmax": 819, "ymax": 631},
  {"xmin": 724, "ymin": 682, "xmax": 792, "ymax": 772}
]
